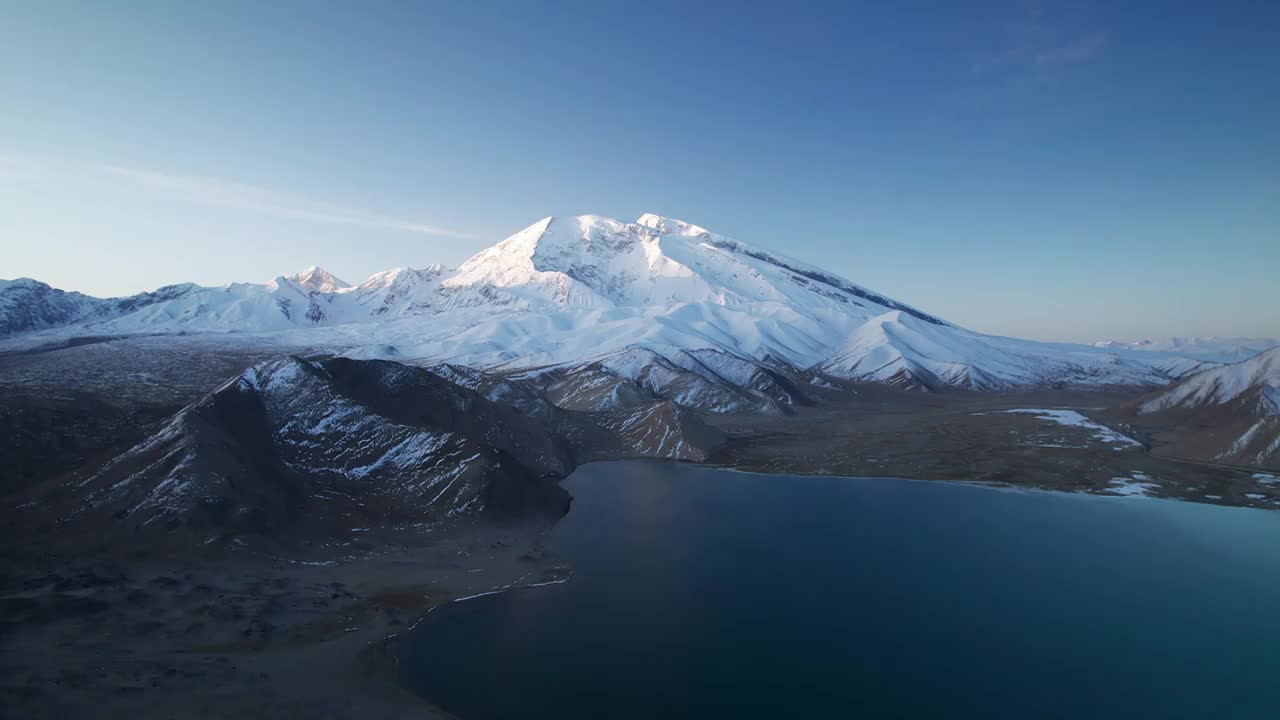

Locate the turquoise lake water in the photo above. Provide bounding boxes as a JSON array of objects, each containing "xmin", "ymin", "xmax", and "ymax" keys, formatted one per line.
[{"xmin": 400, "ymin": 462, "xmax": 1280, "ymax": 719}]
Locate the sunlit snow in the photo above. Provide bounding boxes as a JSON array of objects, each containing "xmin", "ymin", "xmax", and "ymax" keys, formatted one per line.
[{"xmin": 0, "ymin": 214, "xmax": 1225, "ymax": 391}]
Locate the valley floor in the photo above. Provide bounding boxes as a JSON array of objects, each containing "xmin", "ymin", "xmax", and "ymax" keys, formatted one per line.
[
  {"xmin": 0, "ymin": 519, "xmax": 566, "ymax": 720},
  {"xmin": 712, "ymin": 387, "xmax": 1280, "ymax": 509}
]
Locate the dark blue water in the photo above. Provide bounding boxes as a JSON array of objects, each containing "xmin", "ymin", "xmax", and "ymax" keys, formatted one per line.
[{"xmin": 400, "ymin": 462, "xmax": 1280, "ymax": 719}]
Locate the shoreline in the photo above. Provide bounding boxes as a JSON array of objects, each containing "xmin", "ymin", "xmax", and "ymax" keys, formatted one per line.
[
  {"xmin": 7, "ymin": 453, "xmax": 1279, "ymax": 720},
  {"xmin": 0, "ymin": 518, "xmax": 568, "ymax": 719},
  {"xmin": 706, "ymin": 391, "xmax": 1280, "ymax": 510}
]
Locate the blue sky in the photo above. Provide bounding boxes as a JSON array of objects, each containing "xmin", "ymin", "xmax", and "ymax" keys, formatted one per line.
[{"xmin": 1, "ymin": 0, "xmax": 1276, "ymax": 342}]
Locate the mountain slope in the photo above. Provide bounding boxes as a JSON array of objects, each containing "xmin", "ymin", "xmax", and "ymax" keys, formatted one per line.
[
  {"xmin": 69, "ymin": 356, "xmax": 724, "ymax": 545},
  {"xmin": 820, "ymin": 311, "xmax": 1210, "ymax": 390},
  {"xmin": 1121, "ymin": 348, "xmax": 1280, "ymax": 469},
  {"xmin": 0, "ymin": 278, "xmax": 198, "ymax": 336},
  {"xmin": 535, "ymin": 346, "xmax": 806, "ymax": 415},
  {"xmin": 0, "ymin": 214, "xmax": 1211, "ymax": 392},
  {"xmin": 1139, "ymin": 348, "xmax": 1280, "ymax": 414}
]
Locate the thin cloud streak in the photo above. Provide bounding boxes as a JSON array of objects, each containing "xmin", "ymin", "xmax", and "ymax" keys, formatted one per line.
[
  {"xmin": 99, "ymin": 165, "xmax": 472, "ymax": 239},
  {"xmin": 969, "ymin": 7, "xmax": 1108, "ymax": 75},
  {"xmin": 1037, "ymin": 32, "xmax": 1107, "ymax": 65}
]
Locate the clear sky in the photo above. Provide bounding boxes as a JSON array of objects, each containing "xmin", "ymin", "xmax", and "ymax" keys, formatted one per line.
[{"xmin": 1, "ymin": 1, "xmax": 1276, "ymax": 342}]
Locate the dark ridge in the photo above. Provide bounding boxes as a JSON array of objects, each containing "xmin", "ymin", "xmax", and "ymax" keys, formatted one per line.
[
  {"xmin": 314, "ymin": 356, "xmax": 579, "ymax": 476},
  {"xmin": 181, "ymin": 379, "xmax": 306, "ymax": 534}
]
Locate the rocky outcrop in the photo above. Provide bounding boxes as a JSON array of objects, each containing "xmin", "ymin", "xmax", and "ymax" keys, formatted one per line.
[{"xmin": 70, "ymin": 356, "xmax": 725, "ymax": 546}]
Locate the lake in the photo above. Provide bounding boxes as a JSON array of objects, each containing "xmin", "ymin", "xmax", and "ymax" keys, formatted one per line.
[{"xmin": 399, "ymin": 461, "xmax": 1280, "ymax": 719}]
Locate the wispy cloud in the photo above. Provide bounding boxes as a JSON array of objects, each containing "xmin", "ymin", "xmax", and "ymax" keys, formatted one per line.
[
  {"xmin": 100, "ymin": 164, "xmax": 471, "ymax": 238},
  {"xmin": 970, "ymin": 8, "xmax": 1107, "ymax": 75},
  {"xmin": 1036, "ymin": 32, "xmax": 1106, "ymax": 66},
  {"xmin": 0, "ymin": 154, "xmax": 470, "ymax": 239}
]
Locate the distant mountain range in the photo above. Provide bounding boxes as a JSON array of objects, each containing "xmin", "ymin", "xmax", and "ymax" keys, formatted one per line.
[
  {"xmin": 0, "ymin": 213, "xmax": 1237, "ymax": 391},
  {"xmin": 1092, "ymin": 337, "xmax": 1280, "ymax": 364}
]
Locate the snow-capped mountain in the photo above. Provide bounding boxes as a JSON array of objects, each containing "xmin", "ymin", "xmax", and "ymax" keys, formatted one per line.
[
  {"xmin": 1093, "ymin": 337, "xmax": 1280, "ymax": 364},
  {"xmin": 0, "ymin": 277, "xmax": 198, "ymax": 336},
  {"xmin": 0, "ymin": 214, "xmax": 1213, "ymax": 391},
  {"xmin": 1139, "ymin": 348, "xmax": 1280, "ymax": 415},
  {"xmin": 1131, "ymin": 348, "xmax": 1280, "ymax": 469}
]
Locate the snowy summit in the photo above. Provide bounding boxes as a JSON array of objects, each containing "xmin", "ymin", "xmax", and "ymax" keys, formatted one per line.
[{"xmin": 287, "ymin": 266, "xmax": 352, "ymax": 294}]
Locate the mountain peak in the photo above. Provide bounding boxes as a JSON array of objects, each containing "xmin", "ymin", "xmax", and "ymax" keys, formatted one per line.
[
  {"xmin": 636, "ymin": 213, "xmax": 710, "ymax": 237},
  {"xmin": 288, "ymin": 266, "xmax": 351, "ymax": 293}
]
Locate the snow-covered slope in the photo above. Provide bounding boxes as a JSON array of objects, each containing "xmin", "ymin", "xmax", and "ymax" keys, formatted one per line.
[
  {"xmin": 1, "ymin": 214, "xmax": 1213, "ymax": 392},
  {"xmin": 1140, "ymin": 348, "xmax": 1280, "ymax": 415},
  {"xmin": 1134, "ymin": 348, "xmax": 1280, "ymax": 469},
  {"xmin": 819, "ymin": 310, "xmax": 1196, "ymax": 390},
  {"xmin": 352, "ymin": 265, "xmax": 449, "ymax": 317},
  {"xmin": 0, "ymin": 278, "xmax": 198, "ymax": 336}
]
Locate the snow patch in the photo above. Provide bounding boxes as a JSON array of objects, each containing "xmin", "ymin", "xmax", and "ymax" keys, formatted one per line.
[
  {"xmin": 1105, "ymin": 473, "xmax": 1158, "ymax": 497},
  {"xmin": 1002, "ymin": 409, "xmax": 1141, "ymax": 448}
]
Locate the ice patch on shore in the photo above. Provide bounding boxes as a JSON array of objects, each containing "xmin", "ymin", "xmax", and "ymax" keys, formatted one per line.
[
  {"xmin": 449, "ymin": 576, "xmax": 572, "ymax": 606},
  {"xmin": 1105, "ymin": 473, "xmax": 1158, "ymax": 497},
  {"xmin": 1003, "ymin": 409, "xmax": 1142, "ymax": 449}
]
